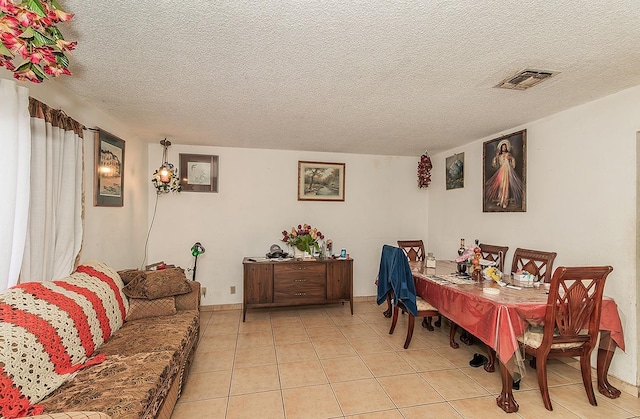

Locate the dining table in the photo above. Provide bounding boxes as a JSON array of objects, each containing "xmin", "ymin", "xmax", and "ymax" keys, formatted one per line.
[{"xmin": 411, "ymin": 260, "xmax": 625, "ymax": 414}]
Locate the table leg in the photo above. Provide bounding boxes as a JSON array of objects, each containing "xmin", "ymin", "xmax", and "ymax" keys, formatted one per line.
[
  {"xmin": 496, "ymin": 360, "xmax": 519, "ymax": 413},
  {"xmin": 597, "ymin": 330, "xmax": 621, "ymax": 398},
  {"xmin": 449, "ymin": 322, "xmax": 459, "ymax": 349}
]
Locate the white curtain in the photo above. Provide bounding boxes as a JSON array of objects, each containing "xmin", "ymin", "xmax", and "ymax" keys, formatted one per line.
[
  {"xmin": 0, "ymin": 80, "xmax": 31, "ymax": 291},
  {"xmin": 20, "ymin": 99, "xmax": 84, "ymax": 282}
]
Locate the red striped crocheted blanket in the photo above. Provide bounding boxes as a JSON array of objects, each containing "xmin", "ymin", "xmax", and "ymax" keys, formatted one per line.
[{"xmin": 0, "ymin": 261, "xmax": 128, "ymax": 418}]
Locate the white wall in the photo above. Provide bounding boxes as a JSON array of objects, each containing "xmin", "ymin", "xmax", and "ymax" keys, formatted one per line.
[
  {"xmin": 146, "ymin": 144, "xmax": 428, "ymax": 304},
  {"xmin": 0, "ymin": 70, "xmax": 149, "ymax": 270},
  {"xmin": 428, "ymin": 85, "xmax": 640, "ymax": 386}
]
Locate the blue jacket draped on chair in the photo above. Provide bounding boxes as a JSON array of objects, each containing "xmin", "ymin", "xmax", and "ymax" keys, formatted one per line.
[{"xmin": 376, "ymin": 244, "xmax": 417, "ymax": 316}]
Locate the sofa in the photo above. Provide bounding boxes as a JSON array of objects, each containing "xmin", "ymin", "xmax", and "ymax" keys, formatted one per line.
[{"xmin": 0, "ymin": 261, "xmax": 200, "ymax": 419}]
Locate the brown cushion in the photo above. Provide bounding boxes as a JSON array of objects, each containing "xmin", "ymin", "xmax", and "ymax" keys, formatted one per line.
[
  {"xmin": 117, "ymin": 269, "xmax": 144, "ymax": 284},
  {"xmin": 126, "ymin": 297, "xmax": 176, "ymax": 321},
  {"xmin": 123, "ymin": 268, "xmax": 191, "ymax": 299}
]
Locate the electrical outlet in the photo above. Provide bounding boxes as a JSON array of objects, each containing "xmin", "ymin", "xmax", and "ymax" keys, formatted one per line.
[
  {"xmin": 201, "ymin": 287, "xmax": 207, "ymax": 297},
  {"xmin": 230, "ymin": 286, "xmax": 236, "ymax": 294}
]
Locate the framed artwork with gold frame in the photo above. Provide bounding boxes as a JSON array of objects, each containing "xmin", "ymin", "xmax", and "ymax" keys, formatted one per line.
[{"xmin": 297, "ymin": 161, "xmax": 345, "ymax": 202}]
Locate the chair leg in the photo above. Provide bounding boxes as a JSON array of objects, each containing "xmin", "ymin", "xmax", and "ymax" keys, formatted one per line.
[
  {"xmin": 389, "ymin": 305, "xmax": 399, "ymax": 335},
  {"xmin": 536, "ymin": 356, "xmax": 553, "ymax": 411},
  {"xmin": 580, "ymin": 354, "xmax": 598, "ymax": 406},
  {"xmin": 383, "ymin": 294, "xmax": 392, "ymax": 318},
  {"xmin": 449, "ymin": 322, "xmax": 459, "ymax": 349},
  {"xmin": 434, "ymin": 315, "xmax": 442, "ymax": 328},
  {"xmin": 404, "ymin": 314, "xmax": 415, "ymax": 349},
  {"xmin": 421, "ymin": 317, "xmax": 434, "ymax": 331}
]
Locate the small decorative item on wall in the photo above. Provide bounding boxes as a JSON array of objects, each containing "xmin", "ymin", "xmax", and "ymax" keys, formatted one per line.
[
  {"xmin": 94, "ymin": 129, "xmax": 125, "ymax": 207},
  {"xmin": 445, "ymin": 153, "xmax": 465, "ymax": 190},
  {"xmin": 483, "ymin": 129, "xmax": 527, "ymax": 212},
  {"xmin": 179, "ymin": 154, "xmax": 219, "ymax": 192},
  {"xmin": 298, "ymin": 161, "xmax": 345, "ymax": 201},
  {"xmin": 417, "ymin": 152, "xmax": 432, "ymax": 188}
]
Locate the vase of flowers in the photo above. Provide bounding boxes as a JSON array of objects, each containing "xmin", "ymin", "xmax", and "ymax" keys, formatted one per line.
[{"xmin": 281, "ymin": 223, "xmax": 324, "ymax": 259}]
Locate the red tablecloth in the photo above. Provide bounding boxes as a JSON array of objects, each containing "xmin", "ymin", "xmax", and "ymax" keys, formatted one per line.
[{"xmin": 413, "ymin": 270, "xmax": 625, "ymax": 364}]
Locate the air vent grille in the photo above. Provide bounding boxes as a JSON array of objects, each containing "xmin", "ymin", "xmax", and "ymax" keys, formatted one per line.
[{"xmin": 495, "ymin": 69, "xmax": 559, "ymax": 90}]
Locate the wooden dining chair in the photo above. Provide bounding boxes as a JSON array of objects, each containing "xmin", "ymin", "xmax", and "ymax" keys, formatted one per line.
[
  {"xmin": 511, "ymin": 248, "xmax": 557, "ymax": 283},
  {"xmin": 389, "ymin": 286, "xmax": 440, "ymax": 349},
  {"xmin": 517, "ymin": 265, "xmax": 613, "ymax": 411},
  {"xmin": 396, "ymin": 240, "xmax": 442, "ymax": 329},
  {"xmin": 454, "ymin": 243, "xmax": 509, "ymax": 346}
]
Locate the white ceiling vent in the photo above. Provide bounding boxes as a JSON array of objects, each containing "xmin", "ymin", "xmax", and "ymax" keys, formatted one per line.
[{"xmin": 495, "ymin": 69, "xmax": 560, "ymax": 90}]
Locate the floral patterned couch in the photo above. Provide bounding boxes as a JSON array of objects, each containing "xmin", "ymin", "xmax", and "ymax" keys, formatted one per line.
[{"xmin": 0, "ymin": 261, "xmax": 200, "ymax": 419}]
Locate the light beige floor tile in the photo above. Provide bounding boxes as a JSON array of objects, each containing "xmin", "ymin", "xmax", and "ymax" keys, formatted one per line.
[
  {"xmin": 448, "ymin": 395, "xmax": 516, "ymax": 418},
  {"xmin": 399, "ymin": 348, "xmax": 457, "ymax": 372},
  {"xmin": 273, "ymin": 326, "xmax": 310, "ymax": 346},
  {"xmin": 198, "ymin": 333, "xmax": 237, "ymax": 351},
  {"xmin": 329, "ymin": 313, "xmax": 364, "ymax": 326},
  {"xmin": 413, "ymin": 327, "xmax": 454, "ymax": 348},
  {"xmin": 237, "ymin": 318, "xmax": 272, "ymax": 334},
  {"xmin": 551, "ymin": 383, "xmax": 631, "ymax": 418},
  {"xmin": 209, "ymin": 310, "xmax": 242, "ymax": 324},
  {"xmin": 190, "ymin": 349, "xmax": 235, "ymax": 373},
  {"xmin": 377, "ymin": 373, "xmax": 445, "ymax": 407},
  {"xmin": 203, "ymin": 321, "xmax": 239, "ymax": 336},
  {"xmin": 307, "ymin": 325, "xmax": 346, "ymax": 341},
  {"xmin": 345, "ymin": 409, "xmax": 404, "ymax": 418},
  {"xmin": 198, "ymin": 311, "xmax": 213, "ymax": 324},
  {"xmin": 298, "ymin": 307, "xmax": 331, "ymax": 317},
  {"xmin": 236, "ymin": 331, "xmax": 274, "ymax": 349},
  {"xmin": 510, "ymin": 389, "xmax": 580, "ymax": 418},
  {"xmin": 243, "ymin": 310, "xmax": 272, "ymax": 322},
  {"xmin": 348, "ymin": 336, "xmax": 395, "ymax": 355},
  {"xmin": 234, "ymin": 345, "xmax": 276, "ymax": 369},
  {"xmin": 421, "ymin": 369, "xmax": 490, "ymax": 401},
  {"xmin": 459, "ymin": 366, "xmax": 504, "ymax": 394},
  {"xmin": 268, "ymin": 307, "xmax": 301, "ymax": 318},
  {"xmin": 282, "ymin": 383, "xmax": 342, "ymax": 419},
  {"xmin": 226, "ymin": 390, "xmax": 284, "ymax": 419},
  {"xmin": 546, "ymin": 359, "xmax": 587, "ymax": 385},
  {"xmin": 313, "ymin": 338, "xmax": 358, "ymax": 359},
  {"xmin": 276, "ymin": 341, "xmax": 318, "ymax": 363},
  {"xmin": 360, "ymin": 352, "xmax": 415, "ymax": 377},
  {"xmin": 302, "ymin": 315, "xmax": 337, "ymax": 328},
  {"xmin": 171, "ymin": 397, "xmax": 227, "ymax": 419},
  {"xmin": 321, "ymin": 355, "xmax": 373, "ymax": 382},
  {"xmin": 340, "ymin": 323, "xmax": 379, "ymax": 339},
  {"xmin": 431, "ymin": 345, "xmax": 478, "ymax": 368},
  {"xmin": 180, "ymin": 370, "xmax": 232, "ymax": 401},
  {"xmin": 279, "ymin": 359, "xmax": 328, "ymax": 389},
  {"xmin": 332, "ymin": 378, "xmax": 395, "ymax": 416},
  {"xmin": 599, "ymin": 390, "xmax": 640, "ymax": 416},
  {"xmin": 357, "ymin": 312, "xmax": 389, "ymax": 324},
  {"xmin": 271, "ymin": 315, "xmax": 304, "ymax": 328},
  {"xmin": 401, "ymin": 402, "xmax": 463, "ymax": 419},
  {"xmin": 230, "ymin": 364, "xmax": 280, "ymax": 395}
]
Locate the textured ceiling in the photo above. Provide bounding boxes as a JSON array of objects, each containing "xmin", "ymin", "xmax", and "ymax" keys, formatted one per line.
[{"xmin": 56, "ymin": 1, "xmax": 640, "ymax": 156}]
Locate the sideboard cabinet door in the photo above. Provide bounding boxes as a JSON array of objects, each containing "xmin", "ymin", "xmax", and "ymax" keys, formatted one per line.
[
  {"xmin": 244, "ymin": 263, "xmax": 274, "ymax": 304},
  {"xmin": 327, "ymin": 260, "xmax": 353, "ymax": 300}
]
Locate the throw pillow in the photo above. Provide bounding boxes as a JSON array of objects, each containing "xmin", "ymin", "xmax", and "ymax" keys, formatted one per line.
[
  {"xmin": 126, "ymin": 297, "xmax": 176, "ymax": 321},
  {"xmin": 123, "ymin": 267, "xmax": 191, "ymax": 300},
  {"xmin": 117, "ymin": 269, "xmax": 144, "ymax": 284}
]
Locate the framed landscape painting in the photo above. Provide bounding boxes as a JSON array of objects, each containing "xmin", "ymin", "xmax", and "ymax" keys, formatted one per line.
[
  {"xmin": 298, "ymin": 161, "xmax": 345, "ymax": 201},
  {"xmin": 94, "ymin": 130, "xmax": 125, "ymax": 207},
  {"xmin": 179, "ymin": 153, "xmax": 219, "ymax": 192},
  {"xmin": 482, "ymin": 129, "xmax": 527, "ymax": 212},
  {"xmin": 445, "ymin": 152, "xmax": 464, "ymax": 190}
]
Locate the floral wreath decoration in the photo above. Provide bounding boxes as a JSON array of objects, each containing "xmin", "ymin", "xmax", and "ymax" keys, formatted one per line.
[
  {"xmin": 152, "ymin": 163, "xmax": 181, "ymax": 194},
  {"xmin": 0, "ymin": 0, "xmax": 77, "ymax": 83},
  {"xmin": 417, "ymin": 152, "xmax": 432, "ymax": 188}
]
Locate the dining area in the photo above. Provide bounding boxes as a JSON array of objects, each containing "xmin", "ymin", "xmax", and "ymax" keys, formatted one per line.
[{"xmin": 376, "ymin": 240, "xmax": 626, "ymax": 415}]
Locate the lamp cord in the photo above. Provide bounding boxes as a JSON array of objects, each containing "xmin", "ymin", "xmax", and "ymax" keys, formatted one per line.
[{"xmin": 140, "ymin": 192, "xmax": 160, "ymax": 270}]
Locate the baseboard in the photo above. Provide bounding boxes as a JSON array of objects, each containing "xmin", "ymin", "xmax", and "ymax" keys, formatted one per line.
[{"xmin": 200, "ymin": 303, "xmax": 242, "ymax": 312}]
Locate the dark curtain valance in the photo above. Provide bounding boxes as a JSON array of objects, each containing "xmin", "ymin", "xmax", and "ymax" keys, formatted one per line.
[{"xmin": 28, "ymin": 97, "xmax": 85, "ymax": 138}]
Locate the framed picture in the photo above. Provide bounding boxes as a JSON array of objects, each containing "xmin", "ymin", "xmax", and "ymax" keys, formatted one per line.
[
  {"xmin": 482, "ymin": 129, "xmax": 527, "ymax": 212},
  {"xmin": 445, "ymin": 152, "xmax": 464, "ymax": 190},
  {"xmin": 298, "ymin": 161, "xmax": 345, "ymax": 201},
  {"xmin": 179, "ymin": 154, "xmax": 219, "ymax": 192},
  {"xmin": 94, "ymin": 129, "xmax": 125, "ymax": 207}
]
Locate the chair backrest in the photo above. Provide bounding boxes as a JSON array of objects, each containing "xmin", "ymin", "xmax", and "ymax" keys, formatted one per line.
[
  {"xmin": 540, "ymin": 266, "xmax": 613, "ymax": 353},
  {"xmin": 479, "ymin": 244, "xmax": 509, "ymax": 272},
  {"xmin": 397, "ymin": 240, "xmax": 425, "ymax": 262},
  {"xmin": 511, "ymin": 248, "xmax": 557, "ymax": 283}
]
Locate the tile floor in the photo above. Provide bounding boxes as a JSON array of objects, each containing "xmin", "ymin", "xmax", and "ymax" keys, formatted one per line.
[{"xmin": 171, "ymin": 301, "xmax": 640, "ymax": 419}]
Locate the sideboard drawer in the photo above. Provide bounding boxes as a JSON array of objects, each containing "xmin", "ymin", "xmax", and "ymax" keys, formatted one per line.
[
  {"xmin": 274, "ymin": 263, "xmax": 326, "ymax": 280},
  {"xmin": 273, "ymin": 276, "xmax": 326, "ymax": 302}
]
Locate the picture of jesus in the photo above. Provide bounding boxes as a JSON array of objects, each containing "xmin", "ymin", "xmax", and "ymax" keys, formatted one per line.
[{"xmin": 483, "ymin": 130, "xmax": 526, "ymax": 212}]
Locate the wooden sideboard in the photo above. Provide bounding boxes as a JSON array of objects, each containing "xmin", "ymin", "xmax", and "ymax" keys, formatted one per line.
[{"xmin": 242, "ymin": 258, "xmax": 353, "ymax": 321}]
